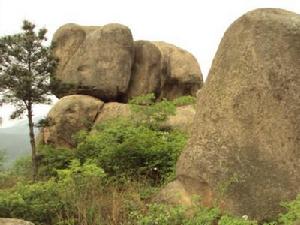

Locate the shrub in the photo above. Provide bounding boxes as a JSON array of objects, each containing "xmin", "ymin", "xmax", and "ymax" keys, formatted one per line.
[
  {"xmin": 0, "ymin": 178, "xmax": 63, "ymax": 225},
  {"xmin": 129, "ymin": 202, "xmax": 221, "ymax": 225},
  {"xmin": 184, "ymin": 207, "xmax": 221, "ymax": 225},
  {"xmin": 0, "ymin": 155, "xmax": 32, "ymax": 189},
  {"xmin": 76, "ymin": 119, "xmax": 187, "ymax": 184},
  {"xmin": 218, "ymin": 215, "xmax": 258, "ymax": 225},
  {"xmin": 129, "ymin": 203, "xmax": 186, "ymax": 225},
  {"xmin": 0, "ymin": 160, "xmax": 106, "ymax": 225},
  {"xmin": 278, "ymin": 194, "xmax": 300, "ymax": 225},
  {"xmin": 172, "ymin": 95, "xmax": 196, "ymax": 107},
  {"xmin": 129, "ymin": 93, "xmax": 176, "ymax": 129},
  {"xmin": 38, "ymin": 145, "xmax": 75, "ymax": 177}
]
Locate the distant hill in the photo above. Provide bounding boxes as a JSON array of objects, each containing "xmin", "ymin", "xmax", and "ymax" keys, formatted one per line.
[{"xmin": 0, "ymin": 117, "xmax": 43, "ymax": 167}]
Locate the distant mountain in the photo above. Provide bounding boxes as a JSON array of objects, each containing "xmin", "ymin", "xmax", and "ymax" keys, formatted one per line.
[{"xmin": 0, "ymin": 116, "xmax": 43, "ymax": 167}]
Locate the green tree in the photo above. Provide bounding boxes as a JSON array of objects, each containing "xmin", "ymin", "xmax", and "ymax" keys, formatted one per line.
[{"xmin": 0, "ymin": 20, "xmax": 57, "ymax": 181}]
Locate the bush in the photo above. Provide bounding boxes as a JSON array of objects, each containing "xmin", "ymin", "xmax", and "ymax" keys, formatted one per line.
[
  {"xmin": 278, "ymin": 194, "xmax": 300, "ymax": 225},
  {"xmin": 0, "ymin": 155, "xmax": 32, "ymax": 189},
  {"xmin": 0, "ymin": 160, "xmax": 106, "ymax": 225},
  {"xmin": 218, "ymin": 215, "xmax": 257, "ymax": 225},
  {"xmin": 129, "ymin": 203, "xmax": 186, "ymax": 225},
  {"xmin": 0, "ymin": 178, "xmax": 63, "ymax": 224},
  {"xmin": 129, "ymin": 93, "xmax": 176, "ymax": 129},
  {"xmin": 38, "ymin": 145, "xmax": 75, "ymax": 177},
  {"xmin": 75, "ymin": 94, "xmax": 190, "ymax": 184},
  {"xmin": 129, "ymin": 203, "xmax": 221, "ymax": 225},
  {"xmin": 76, "ymin": 119, "xmax": 187, "ymax": 184},
  {"xmin": 185, "ymin": 207, "xmax": 220, "ymax": 225},
  {"xmin": 172, "ymin": 95, "xmax": 196, "ymax": 107}
]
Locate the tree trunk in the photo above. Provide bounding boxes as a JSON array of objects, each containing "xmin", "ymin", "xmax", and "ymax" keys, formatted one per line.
[{"xmin": 27, "ymin": 104, "xmax": 38, "ymax": 181}]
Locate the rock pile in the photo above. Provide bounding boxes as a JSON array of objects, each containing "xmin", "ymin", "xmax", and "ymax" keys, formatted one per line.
[
  {"xmin": 38, "ymin": 23, "xmax": 201, "ymax": 147},
  {"xmin": 52, "ymin": 23, "xmax": 203, "ymax": 102}
]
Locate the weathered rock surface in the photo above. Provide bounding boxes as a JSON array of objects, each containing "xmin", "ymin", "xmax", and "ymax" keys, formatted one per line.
[
  {"xmin": 166, "ymin": 8, "xmax": 300, "ymax": 221},
  {"xmin": 52, "ymin": 23, "xmax": 134, "ymax": 101},
  {"xmin": 153, "ymin": 41, "xmax": 203, "ymax": 100},
  {"xmin": 162, "ymin": 105, "xmax": 196, "ymax": 133},
  {"xmin": 52, "ymin": 23, "xmax": 203, "ymax": 102},
  {"xmin": 127, "ymin": 41, "xmax": 162, "ymax": 100},
  {"xmin": 0, "ymin": 218, "xmax": 34, "ymax": 225},
  {"xmin": 39, "ymin": 95, "xmax": 104, "ymax": 148},
  {"xmin": 94, "ymin": 102, "xmax": 131, "ymax": 126}
]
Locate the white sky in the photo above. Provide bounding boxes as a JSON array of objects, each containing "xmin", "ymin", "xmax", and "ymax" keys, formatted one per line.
[{"xmin": 0, "ymin": 0, "xmax": 299, "ymax": 127}]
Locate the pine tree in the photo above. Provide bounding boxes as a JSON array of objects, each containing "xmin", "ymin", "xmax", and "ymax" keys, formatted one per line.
[{"xmin": 0, "ymin": 20, "xmax": 58, "ymax": 181}]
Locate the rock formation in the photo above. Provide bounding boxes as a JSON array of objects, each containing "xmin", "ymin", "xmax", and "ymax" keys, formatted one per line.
[
  {"xmin": 0, "ymin": 218, "xmax": 34, "ymax": 225},
  {"xmin": 153, "ymin": 42, "xmax": 203, "ymax": 100},
  {"xmin": 52, "ymin": 23, "xmax": 134, "ymax": 102},
  {"xmin": 40, "ymin": 24, "xmax": 202, "ymax": 147},
  {"xmin": 127, "ymin": 41, "xmax": 162, "ymax": 99},
  {"xmin": 51, "ymin": 24, "xmax": 203, "ymax": 101},
  {"xmin": 161, "ymin": 8, "xmax": 300, "ymax": 221},
  {"xmin": 40, "ymin": 95, "xmax": 104, "ymax": 148},
  {"xmin": 163, "ymin": 105, "xmax": 196, "ymax": 133}
]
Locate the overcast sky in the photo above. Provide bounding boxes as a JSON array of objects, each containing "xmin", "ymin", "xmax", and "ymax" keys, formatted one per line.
[{"xmin": 0, "ymin": 0, "xmax": 299, "ymax": 127}]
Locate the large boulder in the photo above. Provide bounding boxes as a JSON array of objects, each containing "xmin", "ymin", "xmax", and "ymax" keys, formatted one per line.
[
  {"xmin": 0, "ymin": 218, "xmax": 34, "ymax": 225},
  {"xmin": 127, "ymin": 41, "xmax": 162, "ymax": 100},
  {"xmin": 39, "ymin": 95, "xmax": 104, "ymax": 148},
  {"xmin": 153, "ymin": 42, "xmax": 203, "ymax": 100},
  {"xmin": 51, "ymin": 22, "xmax": 203, "ymax": 102},
  {"xmin": 52, "ymin": 23, "xmax": 134, "ymax": 102},
  {"xmin": 166, "ymin": 9, "xmax": 300, "ymax": 221}
]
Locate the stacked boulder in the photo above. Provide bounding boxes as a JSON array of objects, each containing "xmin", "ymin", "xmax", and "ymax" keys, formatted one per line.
[
  {"xmin": 38, "ymin": 23, "xmax": 202, "ymax": 148},
  {"xmin": 159, "ymin": 8, "xmax": 300, "ymax": 222},
  {"xmin": 52, "ymin": 23, "xmax": 203, "ymax": 102}
]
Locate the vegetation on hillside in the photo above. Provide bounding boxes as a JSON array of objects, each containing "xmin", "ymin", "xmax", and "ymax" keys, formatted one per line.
[{"xmin": 0, "ymin": 94, "xmax": 299, "ymax": 225}]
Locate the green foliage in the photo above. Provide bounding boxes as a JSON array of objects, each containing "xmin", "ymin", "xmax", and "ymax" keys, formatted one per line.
[
  {"xmin": 0, "ymin": 155, "xmax": 32, "ymax": 189},
  {"xmin": 218, "ymin": 215, "xmax": 257, "ymax": 225},
  {"xmin": 0, "ymin": 20, "xmax": 57, "ymax": 114},
  {"xmin": 172, "ymin": 95, "xmax": 196, "ymax": 107},
  {"xmin": 5, "ymin": 92, "xmax": 300, "ymax": 225},
  {"xmin": 0, "ymin": 178, "xmax": 63, "ymax": 224},
  {"xmin": 38, "ymin": 145, "xmax": 75, "ymax": 177},
  {"xmin": 0, "ymin": 160, "xmax": 105, "ymax": 225},
  {"xmin": 129, "ymin": 203, "xmax": 186, "ymax": 225},
  {"xmin": 185, "ymin": 207, "xmax": 220, "ymax": 225},
  {"xmin": 278, "ymin": 194, "xmax": 300, "ymax": 225},
  {"xmin": 0, "ymin": 20, "xmax": 61, "ymax": 180},
  {"xmin": 129, "ymin": 93, "xmax": 176, "ymax": 129},
  {"xmin": 35, "ymin": 117, "xmax": 55, "ymax": 128},
  {"xmin": 129, "ymin": 203, "xmax": 220, "ymax": 225},
  {"xmin": 76, "ymin": 118, "xmax": 187, "ymax": 184},
  {"xmin": 75, "ymin": 94, "xmax": 191, "ymax": 184}
]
